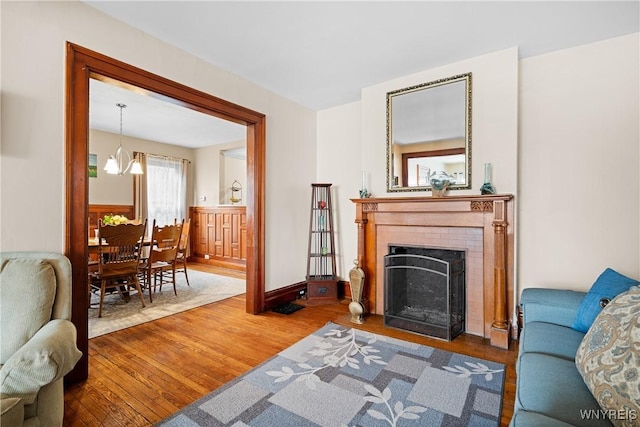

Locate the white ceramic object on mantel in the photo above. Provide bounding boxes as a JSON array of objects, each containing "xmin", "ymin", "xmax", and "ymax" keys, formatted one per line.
[{"xmin": 348, "ymin": 259, "xmax": 366, "ymax": 324}]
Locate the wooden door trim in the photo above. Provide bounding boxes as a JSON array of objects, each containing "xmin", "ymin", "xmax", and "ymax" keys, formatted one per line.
[{"xmin": 65, "ymin": 42, "xmax": 265, "ymax": 382}]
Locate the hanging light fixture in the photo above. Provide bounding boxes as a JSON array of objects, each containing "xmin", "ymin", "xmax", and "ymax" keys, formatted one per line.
[{"xmin": 104, "ymin": 103, "xmax": 143, "ymax": 175}]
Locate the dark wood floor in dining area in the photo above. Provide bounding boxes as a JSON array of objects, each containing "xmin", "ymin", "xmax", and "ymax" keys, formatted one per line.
[{"xmin": 64, "ymin": 264, "xmax": 518, "ymax": 427}]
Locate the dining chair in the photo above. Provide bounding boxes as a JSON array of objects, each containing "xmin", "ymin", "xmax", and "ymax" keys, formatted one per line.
[
  {"xmin": 94, "ymin": 218, "xmax": 148, "ymax": 318},
  {"xmin": 139, "ymin": 219, "xmax": 183, "ymax": 302},
  {"xmin": 175, "ymin": 218, "xmax": 191, "ymax": 286}
]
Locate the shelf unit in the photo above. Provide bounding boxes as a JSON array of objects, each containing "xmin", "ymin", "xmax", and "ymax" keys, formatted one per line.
[{"xmin": 306, "ymin": 183, "xmax": 338, "ymax": 305}]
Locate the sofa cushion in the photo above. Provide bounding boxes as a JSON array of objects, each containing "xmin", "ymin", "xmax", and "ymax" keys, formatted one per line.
[
  {"xmin": 575, "ymin": 286, "xmax": 640, "ymax": 427},
  {"xmin": 573, "ymin": 268, "xmax": 639, "ymax": 333},
  {"xmin": 519, "ymin": 321, "xmax": 585, "ymax": 361},
  {"xmin": 510, "ymin": 410, "xmax": 580, "ymax": 427},
  {"xmin": 0, "ymin": 259, "xmax": 56, "ymax": 364},
  {"xmin": 520, "ymin": 288, "xmax": 586, "ymax": 328},
  {"xmin": 516, "ymin": 353, "xmax": 610, "ymax": 426}
]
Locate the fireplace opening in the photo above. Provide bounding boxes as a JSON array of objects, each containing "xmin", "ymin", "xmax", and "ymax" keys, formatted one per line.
[{"xmin": 384, "ymin": 245, "xmax": 465, "ymax": 341}]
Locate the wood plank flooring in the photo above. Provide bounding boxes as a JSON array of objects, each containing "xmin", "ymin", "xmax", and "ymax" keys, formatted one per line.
[{"xmin": 64, "ymin": 264, "xmax": 518, "ymax": 426}]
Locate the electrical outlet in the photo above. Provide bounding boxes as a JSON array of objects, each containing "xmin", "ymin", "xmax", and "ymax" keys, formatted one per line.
[{"xmin": 204, "ymin": 254, "xmax": 210, "ymax": 260}]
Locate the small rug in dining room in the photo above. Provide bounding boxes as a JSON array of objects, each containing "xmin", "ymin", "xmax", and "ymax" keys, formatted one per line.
[
  {"xmin": 89, "ymin": 269, "xmax": 245, "ymax": 338},
  {"xmin": 156, "ymin": 322, "xmax": 505, "ymax": 427}
]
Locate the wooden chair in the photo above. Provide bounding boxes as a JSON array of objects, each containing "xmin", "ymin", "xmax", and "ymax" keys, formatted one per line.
[
  {"xmin": 175, "ymin": 218, "xmax": 191, "ymax": 286},
  {"xmin": 139, "ymin": 219, "xmax": 183, "ymax": 302},
  {"xmin": 95, "ymin": 219, "xmax": 148, "ymax": 318}
]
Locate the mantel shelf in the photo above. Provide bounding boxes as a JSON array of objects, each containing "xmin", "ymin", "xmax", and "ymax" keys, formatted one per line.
[{"xmin": 351, "ymin": 194, "xmax": 513, "ymax": 204}]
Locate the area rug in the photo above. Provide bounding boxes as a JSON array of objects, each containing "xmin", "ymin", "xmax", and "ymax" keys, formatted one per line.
[
  {"xmin": 157, "ymin": 322, "xmax": 505, "ymax": 427},
  {"xmin": 89, "ymin": 269, "xmax": 245, "ymax": 338}
]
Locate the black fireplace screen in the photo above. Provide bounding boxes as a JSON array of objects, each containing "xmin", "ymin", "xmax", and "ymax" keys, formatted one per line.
[{"xmin": 384, "ymin": 246, "xmax": 465, "ymax": 341}]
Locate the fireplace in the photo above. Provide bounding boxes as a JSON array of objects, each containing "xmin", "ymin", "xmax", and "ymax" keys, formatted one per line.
[
  {"xmin": 352, "ymin": 195, "xmax": 514, "ymax": 349},
  {"xmin": 384, "ymin": 245, "xmax": 465, "ymax": 341}
]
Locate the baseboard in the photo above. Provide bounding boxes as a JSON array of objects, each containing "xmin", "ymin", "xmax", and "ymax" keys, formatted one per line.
[
  {"xmin": 264, "ymin": 280, "xmax": 351, "ymax": 311},
  {"xmin": 264, "ymin": 281, "xmax": 307, "ymax": 310},
  {"xmin": 190, "ymin": 256, "xmax": 246, "ymax": 272}
]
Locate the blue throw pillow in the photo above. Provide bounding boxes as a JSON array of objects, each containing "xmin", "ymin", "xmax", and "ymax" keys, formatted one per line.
[{"xmin": 573, "ymin": 268, "xmax": 639, "ymax": 333}]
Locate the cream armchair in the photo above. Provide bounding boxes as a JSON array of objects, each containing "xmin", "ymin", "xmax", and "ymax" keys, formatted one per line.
[{"xmin": 0, "ymin": 252, "xmax": 82, "ymax": 427}]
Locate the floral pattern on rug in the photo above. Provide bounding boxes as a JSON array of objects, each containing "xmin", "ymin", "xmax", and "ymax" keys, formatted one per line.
[
  {"xmin": 157, "ymin": 322, "xmax": 506, "ymax": 427},
  {"xmin": 266, "ymin": 327, "xmax": 387, "ymax": 388}
]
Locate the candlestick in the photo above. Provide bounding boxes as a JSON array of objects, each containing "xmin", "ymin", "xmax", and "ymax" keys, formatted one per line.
[{"xmin": 361, "ymin": 170, "xmax": 365, "ymax": 191}]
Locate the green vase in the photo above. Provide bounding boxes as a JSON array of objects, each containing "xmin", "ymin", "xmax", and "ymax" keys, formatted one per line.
[{"xmin": 480, "ymin": 163, "xmax": 496, "ymax": 195}]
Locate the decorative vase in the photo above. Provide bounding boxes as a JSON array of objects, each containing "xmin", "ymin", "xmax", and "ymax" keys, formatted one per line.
[
  {"xmin": 480, "ymin": 163, "xmax": 496, "ymax": 195},
  {"xmin": 348, "ymin": 259, "xmax": 366, "ymax": 324},
  {"xmin": 429, "ymin": 171, "xmax": 454, "ymax": 198}
]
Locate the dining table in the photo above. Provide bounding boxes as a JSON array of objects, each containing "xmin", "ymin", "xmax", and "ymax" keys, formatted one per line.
[{"xmin": 88, "ymin": 237, "xmax": 153, "ymax": 254}]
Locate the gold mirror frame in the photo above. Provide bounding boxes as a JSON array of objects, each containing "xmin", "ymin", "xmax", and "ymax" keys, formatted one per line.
[{"xmin": 386, "ymin": 73, "xmax": 472, "ymax": 192}]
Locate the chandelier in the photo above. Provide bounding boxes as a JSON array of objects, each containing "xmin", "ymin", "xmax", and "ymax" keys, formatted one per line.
[{"xmin": 103, "ymin": 103, "xmax": 143, "ymax": 175}]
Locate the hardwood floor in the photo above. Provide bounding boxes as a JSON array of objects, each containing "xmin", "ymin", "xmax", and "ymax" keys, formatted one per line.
[{"xmin": 64, "ymin": 266, "xmax": 518, "ymax": 426}]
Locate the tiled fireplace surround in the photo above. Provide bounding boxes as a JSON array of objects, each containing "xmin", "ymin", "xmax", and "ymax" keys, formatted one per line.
[{"xmin": 352, "ymin": 195, "xmax": 515, "ymax": 349}]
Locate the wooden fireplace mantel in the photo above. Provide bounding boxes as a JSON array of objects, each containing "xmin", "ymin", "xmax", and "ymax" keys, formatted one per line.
[{"xmin": 351, "ymin": 194, "xmax": 515, "ymax": 349}]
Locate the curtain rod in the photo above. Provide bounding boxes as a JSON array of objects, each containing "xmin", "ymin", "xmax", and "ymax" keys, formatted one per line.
[{"xmin": 134, "ymin": 151, "xmax": 191, "ymax": 164}]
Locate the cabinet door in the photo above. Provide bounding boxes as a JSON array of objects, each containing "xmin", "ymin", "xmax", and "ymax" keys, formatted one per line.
[
  {"xmin": 189, "ymin": 206, "xmax": 246, "ymax": 268},
  {"xmin": 194, "ymin": 211, "xmax": 208, "ymax": 257},
  {"xmin": 209, "ymin": 212, "xmax": 220, "ymax": 257}
]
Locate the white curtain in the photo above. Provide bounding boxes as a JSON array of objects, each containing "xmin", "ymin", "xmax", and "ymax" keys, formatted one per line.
[
  {"xmin": 134, "ymin": 152, "xmax": 148, "ymax": 225},
  {"xmin": 143, "ymin": 154, "xmax": 189, "ymax": 230}
]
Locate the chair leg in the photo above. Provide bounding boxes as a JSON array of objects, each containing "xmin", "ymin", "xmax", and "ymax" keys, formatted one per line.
[
  {"xmin": 88, "ymin": 279, "xmax": 94, "ymax": 307},
  {"xmin": 98, "ymin": 279, "xmax": 107, "ymax": 318},
  {"xmin": 183, "ymin": 259, "xmax": 190, "ymax": 286},
  {"xmin": 132, "ymin": 276, "xmax": 146, "ymax": 309},
  {"xmin": 146, "ymin": 269, "xmax": 153, "ymax": 303},
  {"xmin": 155, "ymin": 270, "xmax": 161, "ymax": 292},
  {"xmin": 172, "ymin": 267, "xmax": 177, "ymax": 296},
  {"xmin": 116, "ymin": 284, "xmax": 130, "ymax": 302}
]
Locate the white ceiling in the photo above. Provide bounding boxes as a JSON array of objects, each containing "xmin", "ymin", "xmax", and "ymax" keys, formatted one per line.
[
  {"xmin": 89, "ymin": 79, "xmax": 247, "ymax": 148},
  {"xmin": 85, "ymin": 1, "xmax": 639, "ymax": 147}
]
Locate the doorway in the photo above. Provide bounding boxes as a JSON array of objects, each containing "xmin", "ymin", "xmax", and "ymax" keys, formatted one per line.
[{"xmin": 65, "ymin": 43, "xmax": 265, "ymax": 382}]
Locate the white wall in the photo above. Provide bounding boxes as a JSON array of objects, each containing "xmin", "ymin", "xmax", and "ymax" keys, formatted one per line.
[
  {"xmin": 317, "ymin": 101, "xmax": 362, "ymax": 279},
  {"xmin": 3, "ymin": 2, "xmax": 637, "ymax": 298},
  {"xmin": 0, "ymin": 1, "xmax": 316, "ymax": 292},
  {"xmin": 222, "ymin": 155, "xmax": 247, "ymax": 205},
  {"xmin": 319, "ymin": 36, "xmax": 640, "ymax": 299},
  {"xmin": 192, "ymin": 140, "xmax": 246, "ymax": 207},
  {"xmin": 89, "ymin": 129, "xmax": 195, "ymax": 206},
  {"xmin": 518, "ymin": 33, "xmax": 640, "ymax": 291},
  {"xmin": 360, "ymin": 48, "xmax": 520, "ymax": 198},
  {"xmin": 317, "ymin": 49, "xmax": 520, "ymax": 282}
]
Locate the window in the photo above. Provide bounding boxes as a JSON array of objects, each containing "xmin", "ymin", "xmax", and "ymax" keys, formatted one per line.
[{"xmin": 143, "ymin": 154, "xmax": 189, "ymax": 228}]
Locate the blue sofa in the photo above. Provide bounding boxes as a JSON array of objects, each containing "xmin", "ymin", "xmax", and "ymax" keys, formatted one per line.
[{"xmin": 511, "ymin": 288, "xmax": 613, "ymax": 427}]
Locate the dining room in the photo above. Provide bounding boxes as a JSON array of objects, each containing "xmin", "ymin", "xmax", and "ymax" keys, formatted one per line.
[{"xmin": 86, "ymin": 77, "xmax": 249, "ymax": 337}]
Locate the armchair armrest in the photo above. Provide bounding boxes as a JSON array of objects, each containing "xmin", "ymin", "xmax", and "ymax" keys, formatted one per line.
[
  {"xmin": 0, "ymin": 319, "xmax": 82, "ymax": 403},
  {"xmin": 520, "ymin": 288, "xmax": 586, "ymax": 328}
]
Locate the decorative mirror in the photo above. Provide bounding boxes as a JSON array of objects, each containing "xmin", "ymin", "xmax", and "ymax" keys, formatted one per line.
[{"xmin": 386, "ymin": 73, "xmax": 472, "ymax": 192}]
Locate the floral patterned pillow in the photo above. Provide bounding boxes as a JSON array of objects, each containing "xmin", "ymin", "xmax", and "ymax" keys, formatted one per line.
[{"xmin": 575, "ymin": 286, "xmax": 640, "ymax": 427}]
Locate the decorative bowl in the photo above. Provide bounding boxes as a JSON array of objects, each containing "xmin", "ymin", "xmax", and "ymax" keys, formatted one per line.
[{"xmin": 430, "ymin": 171, "xmax": 455, "ymax": 197}]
